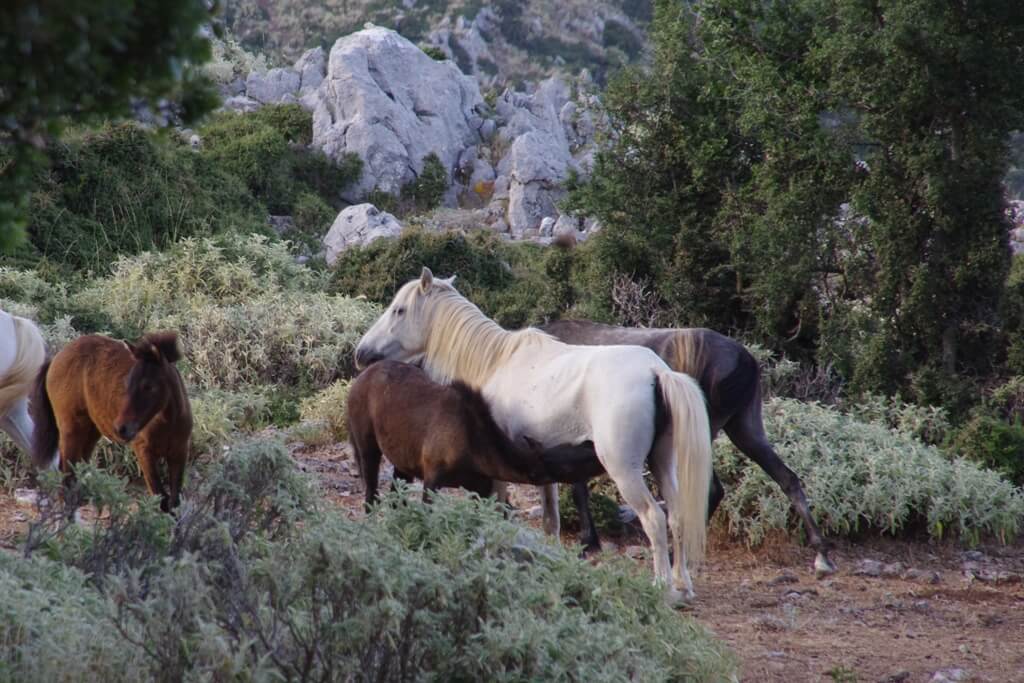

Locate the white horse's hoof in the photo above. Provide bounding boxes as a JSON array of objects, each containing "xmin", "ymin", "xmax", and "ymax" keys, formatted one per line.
[
  {"xmin": 814, "ymin": 553, "xmax": 837, "ymax": 578},
  {"xmin": 667, "ymin": 587, "xmax": 696, "ymax": 608}
]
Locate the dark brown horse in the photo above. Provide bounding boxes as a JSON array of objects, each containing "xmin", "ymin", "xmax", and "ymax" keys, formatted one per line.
[
  {"xmin": 30, "ymin": 332, "xmax": 193, "ymax": 512},
  {"xmin": 540, "ymin": 319, "xmax": 836, "ymax": 576},
  {"xmin": 347, "ymin": 360, "xmax": 603, "ymax": 508}
]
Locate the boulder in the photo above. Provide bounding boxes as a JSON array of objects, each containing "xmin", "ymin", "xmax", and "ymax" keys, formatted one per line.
[
  {"xmin": 505, "ymin": 130, "xmax": 570, "ymax": 234},
  {"xmin": 323, "ymin": 204, "xmax": 404, "ymax": 265},
  {"xmin": 246, "ymin": 68, "xmax": 301, "ymax": 104},
  {"xmin": 223, "ymin": 95, "xmax": 262, "ymax": 114},
  {"xmin": 312, "ymin": 27, "xmax": 486, "ymax": 203},
  {"xmin": 295, "ymin": 47, "xmax": 327, "ymax": 95}
]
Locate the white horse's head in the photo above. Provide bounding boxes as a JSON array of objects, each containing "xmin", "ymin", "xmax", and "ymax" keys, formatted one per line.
[{"xmin": 354, "ymin": 267, "xmax": 457, "ymax": 369}]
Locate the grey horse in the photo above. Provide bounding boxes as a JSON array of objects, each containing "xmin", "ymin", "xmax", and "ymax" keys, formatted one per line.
[{"xmin": 539, "ymin": 319, "xmax": 837, "ymax": 577}]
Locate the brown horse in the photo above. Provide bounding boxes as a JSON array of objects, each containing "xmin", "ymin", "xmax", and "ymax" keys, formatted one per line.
[
  {"xmin": 30, "ymin": 332, "xmax": 193, "ymax": 512},
  {"xmin": 347, "ymin": 360, "xmax": 602, "ymax": 508}
]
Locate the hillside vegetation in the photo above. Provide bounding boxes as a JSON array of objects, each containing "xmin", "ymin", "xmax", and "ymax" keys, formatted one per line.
[{"xmin": 223, "ymin": 0, "xmax": 651, "ymax": 86}]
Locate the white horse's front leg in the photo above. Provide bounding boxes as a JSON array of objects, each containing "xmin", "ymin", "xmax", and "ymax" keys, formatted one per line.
[{"xmin": 539, "ymin": 483, "xmax": 560, "ymax": 537}]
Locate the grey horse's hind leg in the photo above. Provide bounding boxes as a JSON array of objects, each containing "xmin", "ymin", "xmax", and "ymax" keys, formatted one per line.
[{"xmin": 723, "ymin": 407, "xmax": 836, "ymax": 577}]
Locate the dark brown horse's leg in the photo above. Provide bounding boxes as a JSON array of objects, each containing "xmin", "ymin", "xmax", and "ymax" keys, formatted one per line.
[
  {"xmin": 572, "ymin": 482, "xmax": 602, "ymax": 555},
  {"xmin": 133, "ymin": 443, "xmax": 170, "ymax": 512},
  {"xmin": 723, "ymin": 410, "xmax": 836, "ymax": 576},
  {"xmin": 166, "ymin": 453, "xmax": 187, "ymax": 511}
]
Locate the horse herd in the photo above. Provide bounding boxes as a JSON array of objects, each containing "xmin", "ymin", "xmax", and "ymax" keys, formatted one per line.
[{"xmin": 0, "ymin": 268, "xmax": 834, "ymax": 605}]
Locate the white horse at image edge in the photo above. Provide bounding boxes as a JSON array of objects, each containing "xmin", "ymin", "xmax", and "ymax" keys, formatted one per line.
[
  {"xmin": 0, "ymin": 309, "xmax": 46, "ymax": 460},
  {"xmin": 354, "ymin": 267, "xmax": 714, "ymax": 604}
]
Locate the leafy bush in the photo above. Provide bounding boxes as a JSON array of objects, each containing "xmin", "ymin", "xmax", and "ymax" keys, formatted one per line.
[
  {"xmin": 949, "ymin": 415, "xmax": 1024, "ymax": 486},
  {"xmin": 290, "ymin": 190, "xmax": 335, "ymax": 253},
  {"xmin": 558, "ymin": 485, "xmax": 625, "ymax": 537},
  {"xmin": 298, "ymin": 379, "xmax": 352, "ymax": 445},
  {"xmin": 403, "ymin": 152, "xmax": 449, "ymax": 211},
  {"xmin": 76, "ymin": 235, "xmax": 380, "ymax": 389},
  {"xmin": 19, "ymin": 123, "xmax": 263, "ymax": 272},
  {"xmin": 715, "ymin": 399, "xmax": 1024, "ymax": 546},
  {"xmin": 329, "ymin": 228, "xmax": 571, "ymax": 328},
  {"xmin": 199, "ymin": 104, "xmax": 360, "ymax": 215},
  {"xmin": 3, "ymin": 439, "xmax": 736, "ymax": 682}
]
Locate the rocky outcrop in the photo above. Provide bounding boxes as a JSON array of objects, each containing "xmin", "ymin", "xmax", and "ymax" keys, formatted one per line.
[
  {"xmin": 222, "ymin": 27, "xmax": 605, "ymax": 248},
  {"xmin": 483, "ymin": 76, "xmax": 603, "ymax": 237},
  {"xmin": 323, "ymin": 203, "xmax": 404, "ymax": 265},
  {"xmin": 245, "ymin": 67, "xmax": 301, "ymax": 105},
  {"xmin": 310, "ymin": 26, "xmax": 487, "ymax": 203}
]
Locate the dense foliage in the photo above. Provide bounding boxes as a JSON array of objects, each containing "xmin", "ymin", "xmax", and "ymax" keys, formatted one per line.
[
  {"xmin": 3, "ymin": 106, "xmax": 360, "ymax": 273},
  {"xmin": 1, "ymin": 440, "xmax": 736, "ymax": 682},
  {"xmin": 569, "ymin": 0, "xmax": 1024, "ymax": 416},
  {"xmin": 0, "ymin": 0, "xmax": 219, "ymax": 248},
  {"xmin": 716, "ymin": 398, "xmax": 1024, "ymax": 546}
]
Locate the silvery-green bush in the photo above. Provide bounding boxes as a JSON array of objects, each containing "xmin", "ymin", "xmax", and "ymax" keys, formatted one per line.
[
  {"xmin": 716, "ymin": 398, "xmax": 1024, "ymax": 545},
  {"xmin": 3, "ymin": 439, "xmax": 737, "ymax": 682},
  {"xmin": 74, "ymin": 234, "xmax": 380, "ymax": 390}
]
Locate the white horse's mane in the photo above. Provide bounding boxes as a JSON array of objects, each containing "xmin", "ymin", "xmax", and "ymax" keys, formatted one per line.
[{"xmin": 401, "ymin": 280, "xmax": 553, "ymax": 387}]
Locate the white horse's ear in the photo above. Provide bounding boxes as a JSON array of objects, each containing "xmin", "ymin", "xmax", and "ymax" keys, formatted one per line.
[
  {"xmin": 440, "ymin": 274, "xmax": 457, "ymax": 287},
  {"xmin": 419, "ymin": 266, "xmax": 434, "ymax": 291}
]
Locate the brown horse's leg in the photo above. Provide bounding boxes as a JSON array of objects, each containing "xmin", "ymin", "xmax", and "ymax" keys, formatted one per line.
[
  {"xmin": 133, "ymin": 443, "xmax": 170, "ymax": 512},
  {"xmin": 351, "ymin": 434, "xmax": 382, "ymax": 511},
  {"xmin": 57, "ymin": 424, "xmax": 101, "ymax": 518}
]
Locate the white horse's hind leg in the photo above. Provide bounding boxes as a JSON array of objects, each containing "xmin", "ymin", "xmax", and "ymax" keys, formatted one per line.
[
  {"xmin": 650, "ymin": 430, "xmax": 695, "ymax": 600},
  {"xmin": 539, "ymin": 483, "xmax": 560, "ymax": 536},
  {"xmin": 0, "ymin": 398, "xmax": 33, "ymax": 455}
]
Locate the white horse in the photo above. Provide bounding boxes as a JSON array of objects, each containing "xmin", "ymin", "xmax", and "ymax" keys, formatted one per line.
[
  {"xmin": 0, "ymin": 310, "xmax": 46, "ymax": 458},
  {"xmin": 354, "ymin": 268, "xmax": 713, "ymax": 603}
]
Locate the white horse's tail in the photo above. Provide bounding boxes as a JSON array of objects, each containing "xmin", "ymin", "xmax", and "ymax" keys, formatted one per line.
[
  {"xmin": 0, "ymin": 316, "xmax": 46, "ymax": 417},
  {"xmin": 658, "ymin": 369, "xmax": 712, "ymax": 567}
]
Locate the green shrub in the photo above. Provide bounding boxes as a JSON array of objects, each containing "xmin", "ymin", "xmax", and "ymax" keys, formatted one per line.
[
  {"xmin": 421, "ymin": 44, "xmax": 447, "ymax": 61},
  {"xmin": 403, "ymin": 152, "xmax": 449, "ymax": 212},
  {"xmin": 199, "ymin": 105, "xmax": 360, "ymax": 215},
  {"xmin": 19, "ymin": 123, "xmax": 263, "ymax": 272},
  {"xmin": 558, "ymin": 484, "xmax": 625, "ymax": 537},
  {"xmin": 200, "ymin": 111, "xmax": 296, "ymax": 212},
  {"xmin": 190, "ymin": 387, "xmax": 274, "ymax": 455},
  {"xmin": 290, "ymin": 190, "xmax": 335, "ymax": 253},
  {"xmin": 329, "ymin": 228, "xmax": 569, "ymax": 328},
  {"xmin": 4, "ymin": 439, "xmax": 737, "ymax": 682},
  {"xmin": 74, "ymin": 234, "xmax": 325, "ymax": 332},
  {"xmin": 949, "ymin": 415, "xmax": 1024, "ymax": 486},
  {"xmin": 298, "ymin": 379, "xmax": 352, "ymax": 445},
  {"xmin": 76, "ymin": 235, "xmax": 380, "ymax": 390},
  {"xmin": 715, "ymin": 398, "xmax": 1024, "ymax": 546}
]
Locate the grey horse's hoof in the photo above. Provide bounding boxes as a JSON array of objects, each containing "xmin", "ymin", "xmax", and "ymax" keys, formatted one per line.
[{"xmin": 814, "ymin": 552, "xmax": 838, "ymax": 579}]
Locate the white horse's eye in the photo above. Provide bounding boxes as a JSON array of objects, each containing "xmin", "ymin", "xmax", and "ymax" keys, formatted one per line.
[{"xmin": 395, "ymin": 307, "xmax": 406, "ymax": 316}]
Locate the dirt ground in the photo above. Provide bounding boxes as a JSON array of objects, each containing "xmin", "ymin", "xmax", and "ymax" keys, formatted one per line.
[{"xmin": 4, "ymin": 441, "xmax": 1023, "ymax": 683}]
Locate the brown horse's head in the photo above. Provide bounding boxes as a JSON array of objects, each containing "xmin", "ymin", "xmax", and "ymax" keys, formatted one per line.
[{"xmin": 114, "ymin": 332, "xmax": 183, "ymax": 442}]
